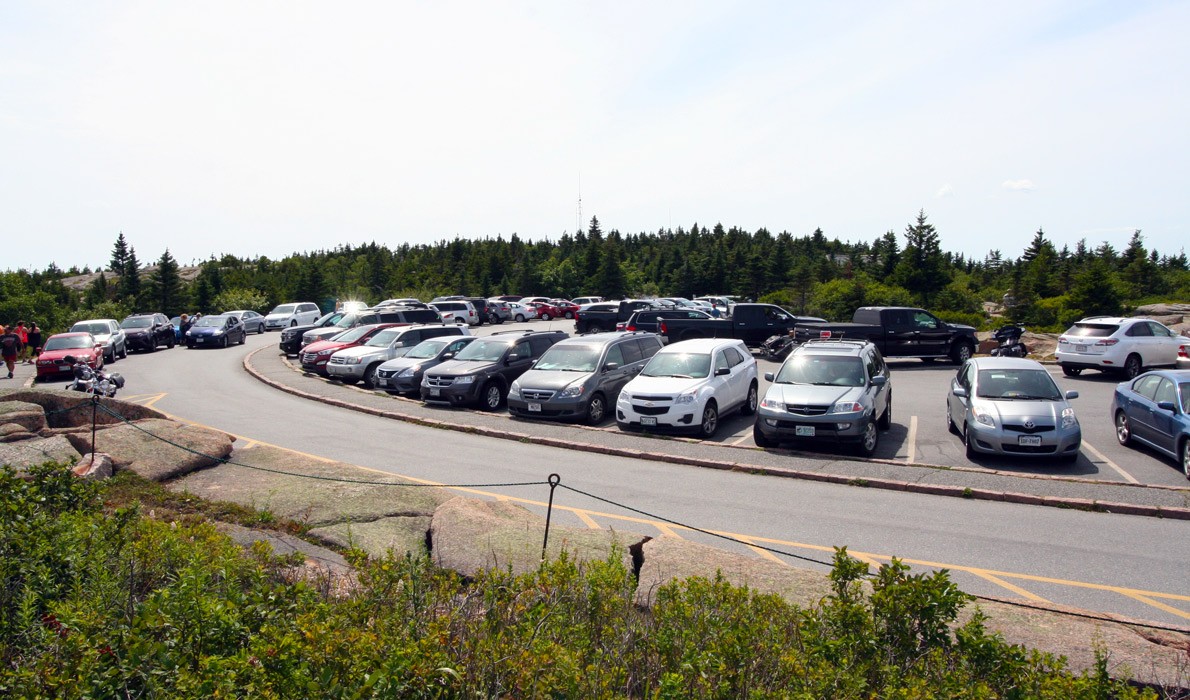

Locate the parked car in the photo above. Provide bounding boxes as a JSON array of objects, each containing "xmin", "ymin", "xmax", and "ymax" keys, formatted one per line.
[
  {"xmin": 694, "ymin": 296, "xmax": 733, "ymax": 317},
  {"xmin": 69, "ymin": 319, "xmax": 126, "ymax": 362},
  {"xmin": 574, "ymin": 299, "xmax": 660, "ymax": 334},
  {"xmin": 375, "ymin": 336, "xmax": 478, "ymax": 396},
  {"xmin": 485, "ymin": 299, "xmax": 513, "ymax": 324},
  {"xmin": 527, "ymin": 301, "xmax": 564, "ymax": 321},
  {"xmin": 793, "ymin": 307, "xmax": 977, "ymax": 363},
  {"xmin": 571, "ymin": 296, "xmax": 603, "ymax": 306},
  {"xmin": 326, "ymin": 324, "xmax": 471, "ymax": 388},
  {"xmin": 120, "ymin": 313, "xmax": 176, "ymax": 352},
  {"xmin": 519, "ymin": 296, "xmax": 552, "ymax": 306},
  {"xmin": 506, "ymin": 302, "xmax": 538, "ymax": 323},
  {"xmin": 618, "ymin": 308, "xmax": 713, "ymax": 335},
  {"xmin": 376, "ymin": 298, "xmax": 425, "ymax": 308},
  {"xmin": 1179, "ymin": 339, "xmax": 1190, "ymax": 370},
  {"xmin": 35, "ymin": 332, "xmax": 103, "ymax": 381},
  {"xmin": 422, "ymin": 330, "xmax": 569, "ymax": 410},
  {"xmin": 616, "ymin": 337, "xmax": 758, "ymax": 438},
  {"xmin": 278, "ymin": 311, "xmax": 349, "ymax": 356},
  {"xmin": 429, "ymin": 301, "xmax": 481, "ymax": 326},
  {"xmin": 185, "ymin": 314, "xmax": 247, "ymax": 348},
  {"xmin": 301, "ymin": 307, "xmax": 442, "ymax": 347},
  {"xmin": 753, "ymin": 338, "xmax": 892, "ymax": 456},
  {"xmin": 508, "ymin": 332, "xmax": 664, "ymax": 425},
  {"xmin": 658, "ymin": 303, "xmax": 825, "ymax": 348},
  {"xmin": 300, "ymin": 324, "xmax": 400, "ymax": 376},
  {"xmin": 225, "ymin": 310, "xmax": 266, "ymax": 334},
  {"xmin": 1111, "ymin": 369, "xmax": 1190, "ymax": 477},
  {"xmin": 548, "ymin": 299, "xmax": 580, "ymax": 319},
  {"xmin": 464, "ymin": 298, "xmax": 503, "ymax": 325},
  {"xmin": 946, "ymin": 357, "xmax": 1081, "ymax": 462},
  {"xmin": 1056, "ymin": 317, "xmax": 1184, "ymax": 379},
  {"xmin": 264, "ymin": 302, "xmax": 321, "ymax": 330},
  {"xmin": 493, "ymin": 294, "xmax": 523, "ymax": 303}
]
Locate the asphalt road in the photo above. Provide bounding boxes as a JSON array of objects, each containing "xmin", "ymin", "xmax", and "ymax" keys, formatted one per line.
[{"xmin": 55, "ymin": 325, "xmax": 1190, "ymax": 628}]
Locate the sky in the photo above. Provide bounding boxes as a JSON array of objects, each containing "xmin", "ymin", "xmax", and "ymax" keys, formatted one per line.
[{"xmin": 2, "ymin": 0, "xmax": 1187, "ymax": 273}]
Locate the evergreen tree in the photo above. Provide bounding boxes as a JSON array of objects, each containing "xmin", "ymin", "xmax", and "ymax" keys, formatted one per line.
[
  {"xmin": 147, "ymin": 249, "xmax": 185, "ymax": 317},
  {"xmin": 110, "ymin": 232, "xmax": 130, "ymax": 273},
  {"xmin": 892, "ymin": 211, "xmax": 950, "ymax": 306},
  {"xmin": 594, "ymin": 240, "xmax": 627, "ymax": 299},
  {"xmin": 120, "ymin": 247, "xmax": 142, "ymax": 304},
  {"xmin": 1120, "ymin": 230, "xmax": 1156, "ymax": 299},
  {"xmin": 1020, "ymin": 229, "xmax": 1059, "ymax": 299},
  {"xmin": 1069, "ymin": 258, "xmax": 1122, "ymax": 317},
  {"xmin": 84, "ymin": 272, "xmax": 110, "ymax": 307}
]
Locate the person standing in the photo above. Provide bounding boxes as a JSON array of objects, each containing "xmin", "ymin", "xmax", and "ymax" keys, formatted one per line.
[
  {"xmin": 26, "ymin": 323, "xmax": 42, "ymax": 364},
  {"xmin": 14, "ymin": 321, "xmax": 28, "ymax": 363},
  {"xmin": 1, "ymin": 325, "xmax": 19, "ymax": 378}
]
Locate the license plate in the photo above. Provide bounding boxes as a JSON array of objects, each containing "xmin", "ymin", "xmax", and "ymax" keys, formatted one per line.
[
  {"xmin": 195, "ymin": 338, "xmax": 204, "ymax": 343},
  {"xmin": 796, "ymin": 426, "xmax": 816, "ymax": 437},
  {"xmin": 429, "ymin": 388, "xmax": 440, "ymax": 397},
  {"xmin": 528, "ymin": 402, "xmax": 541, "ymax": 412},
  {"xmin": 1075, "ymin": 344, "xmax": 1088, "ymax": 352},
  {"xmin": 1019, "ymin": 435, "xmax": 1042, "ymax": 446},
  {"xmin": 640, "ymin": 416, "xmax": 657, "ymax": 426},
  {"xmin": 377, "ymin": 378, "xmax": 388, "ymax": 387}
]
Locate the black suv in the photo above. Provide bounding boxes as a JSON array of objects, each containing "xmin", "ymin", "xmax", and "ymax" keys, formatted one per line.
[
  {"xmin": 299, "ymin": 307, "xmax": 442, "ymax": 349},
  {"xmin": 422, "ymin": 330, "xmax": 568, "ymax": 410},
  {"xmin": 121, "ymin": 313, "xmax": 175, "ymax": 352},
  {"xmin": 465, "ymin": 297, "xmax": 504, "ymax": 325},
  {"xmin": 279, "ymin": 310, "xmax": 349, "ymax": 356},
  {"xmin": 620, "ymin": 308, "xmax": 713, "ymax": 333}
]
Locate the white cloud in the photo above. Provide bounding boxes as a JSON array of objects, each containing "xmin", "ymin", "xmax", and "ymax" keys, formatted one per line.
[
  {"xmin": 935, "ymin": 184, "xmax": 954, "ymax": 198},
  {"xmin": 1002, "ymin": 179, "xmax": 1036, "ymax": 192}
]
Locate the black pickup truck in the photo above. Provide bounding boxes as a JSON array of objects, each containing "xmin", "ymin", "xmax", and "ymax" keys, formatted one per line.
[
  {"xmin": 794, "ymin": 306, "xmax": 977, "ymax": 363},
  {"xmin": 573, "ymin": 299, "xmax": 661, "ymax": 333},
  {"xmin": 656, "ymin": 303, "xmax": 824, "ymax": 347}
]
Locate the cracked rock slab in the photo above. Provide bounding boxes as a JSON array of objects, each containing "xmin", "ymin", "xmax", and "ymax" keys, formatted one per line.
[
  {"xmin": 309, "ymin": 516, "xmax": 432, "ymax": 559},
  {"xmin": 0, "ymin": 434, "xmax": 82, "ymax": 472},
  {"xmin": 0, "ymin": 400, "xmax": 48, "ymax": 433},
  {"xmin": 70, "ymin": 418, "xmax": 234, "ymax": 481}
]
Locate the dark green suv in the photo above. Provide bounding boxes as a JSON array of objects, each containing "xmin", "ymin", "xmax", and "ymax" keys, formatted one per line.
[{"xmin": 421, "ymin": 330, "xmax": 568, "ymax": 410}]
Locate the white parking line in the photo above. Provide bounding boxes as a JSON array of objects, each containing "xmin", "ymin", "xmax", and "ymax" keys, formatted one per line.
[
  {"xmin": 1081, "ymin": 440, "xmax": 1139, "ymax": 484},
  {"xmin": 904, "ymin": 415, "xmax": 918, "ymax": 464}
]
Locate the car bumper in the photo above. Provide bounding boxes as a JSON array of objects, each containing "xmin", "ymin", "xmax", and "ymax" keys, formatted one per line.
[
  {"xmin": 508, "ymin": 395, "xmax": 587, "ymax": 420},
  {"xmin": 124, "ymin": 335, "xmax": 155, "ymax": 350},
  {"xmin": 35, "ymin": 363, "xmax": 73, "ymax": 378},
  {"xmin": 615, "ymin": 397, "xmax": 702, "ymax": 431},
  {"xmin": 1055, "ymin": 349, "xmax": 1122, "ymax": 370},
  {"xmin": 965, "ymin": 422, "xmax": 1082, "ymax": 457},
  {"xmin": 421, "ymin": 381, "xmax": 482, "ymax": 405},
  {"xmin": 754, "ymin": 411, "xmax": 871, "ymax": 444},
  {"xmin": 187, "ymin": 335, "xmax": 223, "ymax": 346},
  {"xmin": 377, "ymin": 373, "xmax": 420, "ymax": 393},
  {"xmin": 326, "ymin": 363, "xmax": 366, "ymax": 380}
]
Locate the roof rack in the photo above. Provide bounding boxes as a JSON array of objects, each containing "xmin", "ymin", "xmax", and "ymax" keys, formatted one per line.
[
  {"xmin": 489, "ymin": 329, "xmax": 567, "ymax": 337},
  {"xmin": 801, "ymin": 336, "xmax": 871, "ymax": 347}
]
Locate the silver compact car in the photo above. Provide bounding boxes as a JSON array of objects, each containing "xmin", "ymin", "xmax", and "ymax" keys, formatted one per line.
[{"xmin": 947, "ymin": 357, "xmax": 1081, "ymax": 462}]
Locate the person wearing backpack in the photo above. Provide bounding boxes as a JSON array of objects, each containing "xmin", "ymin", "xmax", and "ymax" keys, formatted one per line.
[
  {"xmin": 26, "ymin": 323, "xmax": 42, "ymax": 364},
  {"xmin": 1, "ymin": 325, "xmax": 20, "ymax": 378}
]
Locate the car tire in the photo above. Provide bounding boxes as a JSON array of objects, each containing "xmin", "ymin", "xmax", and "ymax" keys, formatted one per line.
[
  {"xmin": 239, "ymin": 332, "xmax": 246, "ymax": 345},
  {"xmin": 1114, "ymin": 411, "xmax": 1132, "ymax": 446},
  {"xmin": 585, "ymin": 393, "xmax": 607, "ymax": 425},
  {"xmin": 515, "ymin": 314, "xmax": 526, "ymax": 322},
  {"xmin": 1180, "ymin": 439, "xmax": 1190, "ymax": 479},
  {"xmin": 740, "ymin": 381, "xmax": 758, "ymax": 416},
  {"xmin": 698, "ymin": 401, "xmax": 719, "ymax": 438},
  {"xmin": 541, "ymin": 313, "xmax": 552, "ymax": 321},
  {"xmin": 258, "ymin": 324, "xmax": 265, "ymax": 334},
  {"xmin": 363, "ymin": 364, "xmax": 380, "ymax": 389},
  {"xmin": 105, "ymin": 349, "xmax": 114, "ymax": 364},
  {"xmin": 167, "ymin": 335, "xmax": 175, "ymax": 349},
  {"xmin": 856, "ymin": 420, "xmax": 878, "ymax": 457},
  {"xmin": 119, "ymin": 344, "xmax": 127, "ymax": 359},
  {"xmin": 753, "ymin": 422, "xmax": 776, "ymax": 448},
  {"xmin": 1123, "ymin": 354, "xmax": 1143, "ymax": 379},
  {"xmin": 221, "ymin": 336, "xmax": 229, "ymax": 348},
  {"xmin": 945, "ymin": 403, "xmax": 958, "ymax": 435},
  {"xmin": 950, "ymin": 342, "xmax": 974, "ymax": 364},
  {"xmin": 878, "ymin": 395, "xmax": 892, "ymax": 430},
  {"xmin": 565, "ymin": 311, "xmax": 574, "ymax": 319},
  {"xmin": 1061, "ymin": 364, "xmax": 1082, "ymax": 377},
  {"xmin": 496, "ymin": 317, "xmax": 505, "ymax": 325},
  {"xmin": 964, "ymin": 424, "xmax": 978, "ymax": 459},
  {"xmin": 480, "ymin": 382, "xmax": 504, "ymax": 411}
]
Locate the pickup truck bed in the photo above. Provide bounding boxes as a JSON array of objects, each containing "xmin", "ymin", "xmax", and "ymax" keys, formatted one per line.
[{"xmin": 794, "ymin": 307, "xmax": 976, "ymax": 363}]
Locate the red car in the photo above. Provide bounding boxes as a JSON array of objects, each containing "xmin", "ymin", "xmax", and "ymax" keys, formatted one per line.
[
  {"xmin": 36, "ymin": 332, "xmax": 104, "ymax": 381},
  {"xmin": 528, "ymin": 301, "xmax": 564, "ymax": 321},
  {"xmin": 549, "ymin": 299, "xmax": 580, "ymax": 319},
  {"xmin": 299, "ymin": 323, "xmax": 402, "ymax": 375}
]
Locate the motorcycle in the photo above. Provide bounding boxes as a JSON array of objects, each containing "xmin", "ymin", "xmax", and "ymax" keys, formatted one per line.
[
  {"xmin": 65, "ymin": 355, "xmax": 125, "ymax": 398},
  {"xmin": 761, "ymin": 332, "xmax": 797, "ymax": 362},
  {"xmin": 989, "ymin": 325, "xmax": 1028, "ymax": 358}
]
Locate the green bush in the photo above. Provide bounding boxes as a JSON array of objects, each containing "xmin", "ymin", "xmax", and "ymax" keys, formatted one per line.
[
  {"xmin": 212, "ymin": 287, "xmax": 270, "ymax": 314},
  {"xmin": 0, "ymin": 466, "xmax": 1155, "ymax": 698}
]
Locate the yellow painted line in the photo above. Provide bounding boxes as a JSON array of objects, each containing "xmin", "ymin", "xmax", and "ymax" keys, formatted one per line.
[
  {"xmin": 1118, "ymin": 591, "xmax": 1190, "ymax": 621},
  {"xmin": 654, "ymin": 522, "xmax": 684, "ymax": 538},
  {"xmin": 905, "ymin": 415, "xmax": 918, "ymax": 464},
  {"xmin": 735, "ymin": 536, "xmax": 787, "ymax": 565},
  {"xmin": 574, "ymin": 510, "xmax": 601, "ymax": 529},
  {"xmin": 1082, "ymin": 440, "xmax": 1139, "ymax": 484},
  {"xmin": 968, "ymin": 570, "xmax": 1051, "ymax": 604}
]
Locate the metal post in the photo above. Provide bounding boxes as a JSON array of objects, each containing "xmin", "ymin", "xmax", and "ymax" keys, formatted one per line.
[
  {"xmin": 90, "ymin": 394, "xmax": 99, "ymax": 467},
  {"xmin": 541, "ymin": 473, "xmax": 561, "ymax": 561}
]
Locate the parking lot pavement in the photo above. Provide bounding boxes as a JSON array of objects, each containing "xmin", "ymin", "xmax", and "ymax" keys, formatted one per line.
[{"xmin": 246, "ymin": 334, "xmax": 1190, "ymax": 519}]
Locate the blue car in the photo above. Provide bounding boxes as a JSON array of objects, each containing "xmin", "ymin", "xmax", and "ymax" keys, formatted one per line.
[
  {"xmin": 1110, "ymin": 369, "xmax": 1190, "ymax": 478},
  {"xmin": 185, "ymin": 314, "xmax": 247, "ymax": 348}
]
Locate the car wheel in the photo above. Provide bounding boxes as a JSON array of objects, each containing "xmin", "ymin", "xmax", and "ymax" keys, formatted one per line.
[
  {"xmin": 480, "ymin": 382, "xmax": 504, "ymax": 411},
  {"xmin": 167, "ymin": 335, "xmax": 175, "ymax": 349},
  {"xmin": 753, "ymin": 422, "xmax": 776, "ymax": 448},
  {"xmin": 698, "ymin": 401, "xmax": 719, "ymax": 438},
  {"xmin": 495, "ymin": 317, "xmax": 505, "ymax": 325},
  {"xmin": 119, "ymin": 344, "xmax": 127, "ymax": 359},
  {"xmin": 146, "ymin": 341, "xmax": 156, "ymax": 353},
  {"xmin": 1114, "ymin": 411, "xmax": 1132, "ymax": 446},
  {"xmin": 541, "ymin": 313, "xmax": 551, "ymax": 321},
  {"xmin": 221, "ymin": 336, "xmax": 229, "ymax": 348},
  {"xmin": 239, "ymin": 332, "xmax": 246, "ymax": 345},
  {"xmin": 964, "ymin": 424, "xmax": 978, "ymax": 459},
  {"xmin": 105, "ymin": 349, "xmax": 114, "ymax": 364},
  {"xmin": 1180, "ymin": 439, "xmax": 1190, "ymax": 479},
  {"xmin": 515, "ymin": 314, "xmax": 526, "ymax": 322},
  {"xmin": 585, "ymin": 393, "xmax": 607, "ymax": 425},
  {"xmin": 258, "ymin": 324, "xmax": 265, "ymax": 334},
  {"xmin": 290, "ymin": 320, "xmax": 297, "ymax": 327},
  {"xmin": 856, "ymin": 420, "xmax": 878, "ymax": 457},
  {"xmin": 878, "ymin": 395, "xmax": 892, "ymax": 430},
  {"xmin": 1061, "ymin": 364, "xmax": 1082, "ymax": 377},
  {"xmin": 950, "ymin": 342, "xmax": 973, "ymax": 364},
  {"xmin": 740, "ymin": 381, "xmax": 758, "ymax": 416},
  {"xmin": 363, "ymin": 364, "xmax": 380, "ymax": 389},
  {"xmin": 945, "ymin": 402, "xmax": 958, "ymax": 435},
  {"xmin": 565, "ymin": 311, "xmax": 574, "ymax": 319},
  {"xmin": 1123, "ymin": 354, "xmax": 1143, "ymax": 379}
]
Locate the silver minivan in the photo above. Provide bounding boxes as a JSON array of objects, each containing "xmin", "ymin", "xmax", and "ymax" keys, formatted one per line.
[{"xmin": 507, "ymin": 332, "xmax": 663, "ymax": 424}]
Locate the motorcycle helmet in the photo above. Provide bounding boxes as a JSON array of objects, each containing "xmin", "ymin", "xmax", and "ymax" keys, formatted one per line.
[{"xmin": 63, "ymin": 355, "xmax": 77, "ymax": 364}]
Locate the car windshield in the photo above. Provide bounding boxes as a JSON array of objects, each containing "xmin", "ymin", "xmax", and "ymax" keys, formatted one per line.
[
  {"xmin": 406, "ymin": 339, "xmax": 449, "ymax": 359},
  {"xmin": 454, "ymin": 339, "xmax": 510, "ymax": 362},
  {"xmin": 365, "ymin": 329, "xmax": 409, "ymax": 347},
  {"xmin": 535, "ymin": 346, "xmax": 600, "ymax": 372},
  {"xmin": 775, "ymin": 356, "xmax": 865, "ymax": 386},
  {"xmin": 45, "ymin": 335, "xmax": 93, "ymax": 350},
  {"xmin": 976, "ymin": 369, "xmax": 1061, "ymax": 400},
  {"xmin": 313, "ymin": 312, "xmax": 341, "ymax": 326},
  {"xmin": 270, "ymin": 305, "xmax": 296, "ymax": 315},
  {"xmin": 334, "ymin": 325, "xmax": 375, "ymax": 343},
  {"xmin": 1178, "ymin": 383, "xmax": 1190, "ymax": 413},
  {"xmin": 332, "ymin": 313, "xmax": 362, "ymax": 328},
  {"xmin": 1066, "ymin": 323, "xmax": 1118, "ymax": 338},
  {"xmin": 194, "ymin": 316, "xmax": 227, "ymax": 328},
  {"xmin": 641, "ymin": 352, "xmax": 711, "ymax": 379},
  {"xmin": 121, "ymin": 317, "xmax": 152, "ymax": 329},
  {"xmin": 71, "ymin": 322, "xmax": 110, "ymax": 335}
]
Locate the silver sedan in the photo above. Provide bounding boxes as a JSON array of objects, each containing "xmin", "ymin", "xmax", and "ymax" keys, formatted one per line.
[{"xmin": 225, "ymin": 310, "xmax": 267, "ymax": 334}]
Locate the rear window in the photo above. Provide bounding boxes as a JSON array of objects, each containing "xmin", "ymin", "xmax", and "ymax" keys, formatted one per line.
[
  {"xmin": 403, "ymin": 309, "xmax": 440, "ymax": 324},
  {"xmin": 1067, "ymin": 323, "xmax": 1118, "ymax": 338}
]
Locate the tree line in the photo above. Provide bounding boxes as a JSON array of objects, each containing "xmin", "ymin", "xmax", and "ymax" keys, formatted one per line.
[{"xmin": 2, "ymin": 214, "xmax": 1187, "ymax": 335}]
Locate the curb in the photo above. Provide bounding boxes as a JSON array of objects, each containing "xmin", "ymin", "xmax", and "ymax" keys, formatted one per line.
[{"xmin": 243, "ymin": 348, "xmax": 1190, "ymax": 522}]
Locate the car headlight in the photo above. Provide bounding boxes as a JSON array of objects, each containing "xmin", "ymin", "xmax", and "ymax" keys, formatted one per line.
[
  {"xmin": 344, "ymin": 356, "xmax": 363, "ymax": 364},
  {"xmin": 559, "ymin": 385, "xmax": 584, "ymax": 398},
  {"xmin": 455, "ymin": 375, "xmax": 475, "ymax": 385},
  {"xmin": 675, "ymin": 391, "xmax": 697, "ymax": 405},
  {"xmin": 972, "ymin": 404, "xmax": 996, "ymax": 427},
  {"xmin": 829, "ymin": 401, "xmax": 863, "ymax": 414},
  {"xmin": 213, "ymin": 330, "xmax": 224, "ymax": 335},
  {"xmin": 507, "ymin": 384, "xmax": 521, "ymax": 399},
  {"xmin": 398, "ymin": 367, "xmax": 417, "ymax": 378},
  {"xmin": 1061, "ymin": 407, "xmax": 1078, "ymax": 429},
  {"xmin": 185, "ymin": 331, "xmax": 192, "ymax": 337},
  {"xmin": 317, "ymin": 349, "xmax": 335, "ymax": 356},
  {"xmin": 759, "ymin": 395, "xmax": 782, "ymax": 410}
]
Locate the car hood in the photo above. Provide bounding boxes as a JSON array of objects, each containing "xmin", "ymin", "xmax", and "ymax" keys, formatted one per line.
[
  {"xmin": 623, "ymin": 375, "xmax": 707, "ymax": 396},
  {"xmin": 304, "ymin": 341, "xmax": 352, "ymax": 354},
  {"xmin": 122, "ymin": 327, "xmax": 151, "ymax": 335},
  {"xmin": 378, "ymin": 356, "xmax": 435, "ymax": 372},
  {"xmin": 764, "ymin": 383, "xmax": 863, "ymax": 406},
  {"xmin": 429, "ymin": 359, "xmax": 498, "ymax": 376},
  {"xmin": 333, "ymin": 345, "xmax": 392, "ymax": 360},
  {"xmin": 264, "ymin": 313, "xmax": 292, "ymax": 321},
  {"xmin": 974, "ymin": 398, "xmax": 1071, "ymax": 424},
  {"xmin": 515, "ymin": 370, "xmax": 592, "ymax": 391},
  {"xmin": 303, "ymin": 328, "xmax": 342, "ymax": 342},
  {"xmin": 39, "ymin": 348, "xmax": 90, "ymax": 361},
  {"xmin": 89, "ymin": 332, "xmax": 113, "ymax": 344},
  {"xmin": 189, "ymin": 326, "xmax": 224, "ymax": 336}
]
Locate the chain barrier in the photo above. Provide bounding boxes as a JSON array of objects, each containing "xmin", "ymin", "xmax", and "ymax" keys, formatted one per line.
[{"xmin": 72, "ymin": 402, "xmax": 1189, "ymax": 635}]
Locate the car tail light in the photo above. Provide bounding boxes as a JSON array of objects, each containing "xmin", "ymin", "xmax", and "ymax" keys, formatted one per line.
[
  {"xmin": 820, "ymin": 330, "xmax": 832, "ymax": 338},
  {"xmin": 659, "ymin": 321, "xmax": 668, "ymax": 334},
  {"xmin": 1095, "ymin": 339, "xmax": 1119, "ymax": 346},
  {"xmin": 1179, "ymin": 345, "xmax": 1189, "ymax": 359},
  {"xmin": 626, "ymin": 324, "xmax": 636, "ymax": 331}
]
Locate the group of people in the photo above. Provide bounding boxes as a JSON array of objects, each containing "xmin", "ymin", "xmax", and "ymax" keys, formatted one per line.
[{"xmin": 0, "ymin": 321, "xmax": 41, "ymax": 379}]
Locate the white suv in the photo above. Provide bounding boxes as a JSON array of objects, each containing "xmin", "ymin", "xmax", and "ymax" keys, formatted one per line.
[
  {"xmin": 616, "ymin": 337, "xmax": 758, "ymax": 437},
  {"xmin": 69, "ymin": 319, "xmax": 127, "ymax": 362},
  {"xmin": 429, "ymin": 301, "xmax": 480, "ymax": 326},
  {"xmin": 1056, "ymin": 317, "xmax": 1183, "ymax": 379},
  {"xmin": 264, "ymin": 302, "xmax": 321, "ymax": 330}
]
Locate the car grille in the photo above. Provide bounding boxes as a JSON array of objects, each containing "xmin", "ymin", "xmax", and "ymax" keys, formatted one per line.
[
  {"xmin": 1003, "ymin": 423, "xmax": 1055, "ymax": 434},
  {"xmin": 328, "ymin": 356, "xmax": 351, "ymax": 365},
  {"xmin": 521, "ymin": 389, "xmax": 556, "ymax": 401},
  {"xmin": 301, "ymin": 353, "xmax": 318, "ymax": 364},
  {"xmin": 377, "ymin": 369, "xmax": 397, "ymax": 379},
  {"xmin": 425, "ymin": 375, "xmax": 454, "ymax": 388},
  {"xmin": 1002, "ymin": 444, "xmax": 1057, "ymax": 454},
  {"xmin": 785, "ymin": 404, "xmax": 830, "ymax": 416},
  {"xmin": 633, "ymin": 405, "xmax": 670, "ymax": 416}
]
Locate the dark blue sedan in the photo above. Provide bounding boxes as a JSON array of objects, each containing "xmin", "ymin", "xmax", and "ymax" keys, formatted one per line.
[
  {"xmin": 1110, "ymin": 369, "xmax": 1190, "ymax": 478},
  {"xmin": 185, "ymin": 314, "xmax": 246, "ymax": 348}
]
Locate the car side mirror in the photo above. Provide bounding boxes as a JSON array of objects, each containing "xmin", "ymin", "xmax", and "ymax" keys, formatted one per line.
[
  {"xmin": 870, "ymin": 375, "xmax": 887, "ymax": 386},
  {"xmin": 715, "ymin": 367, "xmax": 730, "ymax": 376},
  {"xmin": 764, "ymin": 371, "xmax": 774, "ymax": 382},
  {"xmin": 953, "ymin": 386, "xmax": 969, "ymax": 398},
  {"xmin": 94, "ymin": 344, "xmax": 102, "ymax": 350},
  {"xmin": 1157, "ymin": 400, "xmax": 1177, "ymax": 412},
  {"xmin": 443, "ymin": 352, "xmax": 455, "ymax": 360},
  {"xmin": 604, "ymin": 362, "xmax": 619, "ymax": 372},
  {"xmin": 1065, "ymin": 390, "xmax": 1079, "ymax": 400}
]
